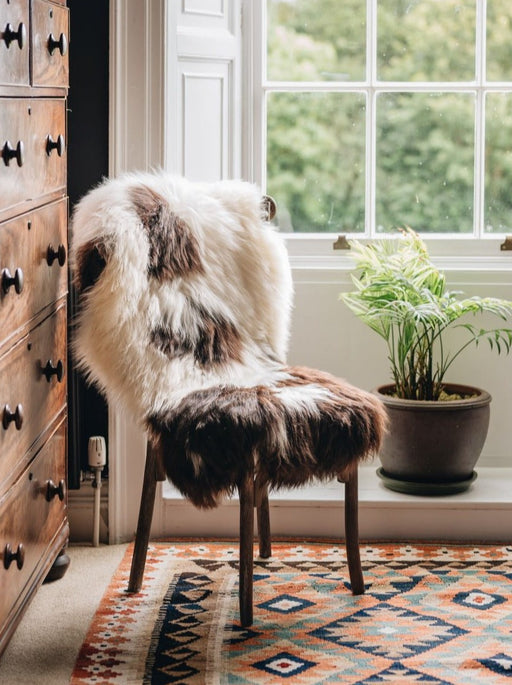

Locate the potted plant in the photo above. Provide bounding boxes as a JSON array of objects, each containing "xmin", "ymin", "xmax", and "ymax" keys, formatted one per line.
[{"xmin": 341, "ymin": 228, "xmax": 512, "ymax": 495}]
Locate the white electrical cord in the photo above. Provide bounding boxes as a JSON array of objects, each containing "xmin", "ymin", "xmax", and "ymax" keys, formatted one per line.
[{"xmin": 92, "ymin": 468, "xmax": 102, "ymax": 547}]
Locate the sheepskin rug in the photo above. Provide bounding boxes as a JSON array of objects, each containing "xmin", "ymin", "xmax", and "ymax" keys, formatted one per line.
[{"xmin": 70, "ymin": 172, "xmax": 386, "ymax": 507}]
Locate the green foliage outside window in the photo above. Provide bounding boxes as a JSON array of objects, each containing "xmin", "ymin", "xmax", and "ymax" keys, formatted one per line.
[{"xmin": 266, "ymin": 0, "xmax": 512, "ymax": 234}]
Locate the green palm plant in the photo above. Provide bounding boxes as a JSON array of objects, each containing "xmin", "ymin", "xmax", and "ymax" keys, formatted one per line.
[{"xmin": 341, "ymin": 229, "xmax": 512, "ymax": 400}]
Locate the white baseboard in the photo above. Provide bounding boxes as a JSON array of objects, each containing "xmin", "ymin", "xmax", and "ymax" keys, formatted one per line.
[{"xmin": 68, "ymin": 467, "xmax": 512, "ymax": 544}]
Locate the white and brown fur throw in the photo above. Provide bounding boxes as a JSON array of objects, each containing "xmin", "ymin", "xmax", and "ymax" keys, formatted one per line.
[{"xmin": 70, "ymin": 172, "xmax": 386, "ymax": 508}]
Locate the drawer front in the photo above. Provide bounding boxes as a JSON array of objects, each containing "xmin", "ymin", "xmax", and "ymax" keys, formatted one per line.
[
  {"xmin": 0, "ymin": 98, "xmax": 66, "ymax": 214},
  {"xmin": 0, "ymin": 199, "xmax": 67, "ymax": 342},
  {"xmin": 32, "ymin": 0, "xmax": 69, "ymax": 88},
  {"xmin": 0, "ymin": 0, "xmax": 30, "ymax": 87},
  {"xmin": 0, "ymin": 305, "xmax": 66, "ymax": 490},
  {"xmin": 0, "ymin": 419, "xmax": 66, "ymax": 627}
]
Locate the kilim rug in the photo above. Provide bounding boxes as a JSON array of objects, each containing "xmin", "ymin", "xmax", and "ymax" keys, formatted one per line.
[{"xmin": 71, "ymin": 541, "xmax": 512, "ymax": 684}]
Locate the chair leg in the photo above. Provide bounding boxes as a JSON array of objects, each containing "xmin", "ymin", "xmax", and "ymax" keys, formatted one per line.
[
  {"xmin": 255, "ymin": 478, "xmax": 271, "ymax": 559},
  {"xmin": 127, "ymin": 439, "xmax": 161, "ymax": 593},
  {"xmin": 238, "ymin": 464, "xmax": 255, "ymax": 627},
  {"xmin": 344, "ymin": 465, "xmax": 365, "ymax": 595}
]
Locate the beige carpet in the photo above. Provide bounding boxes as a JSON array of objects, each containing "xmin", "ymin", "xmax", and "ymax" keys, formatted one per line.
[{"xmin": 0, "ymin": 543, "xmax": 127, "ymax": 685}]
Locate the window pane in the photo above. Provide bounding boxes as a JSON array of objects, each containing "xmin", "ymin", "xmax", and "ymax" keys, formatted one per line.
[
  {"xmin": 267, "ymin": 0, "xmax": 366, "ymax": 82},
  {"xmin": 377, "ymin": 0, "xmax": 475, "ymax": 82},
  {"xmin": 376, "ymin": 93, "xmax": 474, "ymax": 233},
  {"xmin": 486, "ymin": 1, "xmax": 512, "ymax": 81},
  {"xmin": 485, "ymin": 94, "xmax": 512, "ymax": 233},
  {"xmin": 267, "ymin": 92, "xmax": 366, "ymax": 233}
]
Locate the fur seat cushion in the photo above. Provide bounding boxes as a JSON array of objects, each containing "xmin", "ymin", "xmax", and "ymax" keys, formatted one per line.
[
  {"xmin": 149, "ymin": 366, "xmax": 386, "ymax": 508},
  {"xmin": 70, "ymin": 172, "xmax": 386, "ymax": 509}
]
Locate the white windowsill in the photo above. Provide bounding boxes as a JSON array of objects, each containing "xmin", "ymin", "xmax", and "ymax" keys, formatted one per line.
[
  {"xmin": 162, "ymin": 466, "xmax": 512, "ymax": 507},
  {"xmin": 284, "ymin": 234, "xmax": 512, "ymax": 273},
  {"xmin": 160, "ymin": 467, "xmax": 512, "ymax": 542}
]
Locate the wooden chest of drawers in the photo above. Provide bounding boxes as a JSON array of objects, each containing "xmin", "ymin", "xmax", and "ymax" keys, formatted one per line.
[{"xmin": 0, "ymin": 0, "xmax": 69, "ymax": 655}]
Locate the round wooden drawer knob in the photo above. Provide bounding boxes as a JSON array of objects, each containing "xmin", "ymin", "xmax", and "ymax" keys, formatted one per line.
[
  {"xmin": 42, "ymin": 359, "xmax": 64, "ymax": 383},
  {"xmin": 2, "ymin": 22, "xmax": 26, "ymax": 50},
  {"xmin": 46, "ymin": 243, "xmax": 66, "ymax": 267},
  {"xmin": 46, "ymin": 479, "xmax": 66, "ymax": 502},
  {"xmin": 2, "ymin": 404, "xmax": 24, "ymax": 431},
  {"xmin": 1, "ymin": 267, "xmax": 24, "ymax": 294},
  {"xmin": 2, "ymin": 140, "xmax": 24, "ymax": 167},
  {"xmin": 47, "ymin": 32, "xmax": 67, "ymax": 56},
  {"xmin": 46, "ymin": 134, "xmax": 65, "ymax": 157},
  {"xmin": 3, "ymin": 543, "xmax": 25, "ymax": 571}
]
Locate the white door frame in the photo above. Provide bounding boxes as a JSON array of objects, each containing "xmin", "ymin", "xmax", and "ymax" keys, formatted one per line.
[
  {"xmin": 107, "ymin": 0, "xmax": 166, "ymax": 542},
  {"xmin": 107, "ymin": 0, "xmax": 241, "ymax": 542}
]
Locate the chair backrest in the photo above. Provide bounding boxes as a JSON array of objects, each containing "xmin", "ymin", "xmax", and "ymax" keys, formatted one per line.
[{"xmin": 70, "ymin": 172, "xmax": 293, "ymax": 424}]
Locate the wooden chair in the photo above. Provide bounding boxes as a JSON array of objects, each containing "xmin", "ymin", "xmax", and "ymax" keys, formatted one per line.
[
  {"xmin": 127, "ymin": 439, "xmax": 365, "ymax": 627},
  {"xmin": 70, "ymin": 172, "xmax": 386, "ymax": 627}
]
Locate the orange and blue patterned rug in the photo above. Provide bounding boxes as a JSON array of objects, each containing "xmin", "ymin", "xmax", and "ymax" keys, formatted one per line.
[{"xmin": 71, "ymin": 541, "xmax": 512, "ymax": 684}]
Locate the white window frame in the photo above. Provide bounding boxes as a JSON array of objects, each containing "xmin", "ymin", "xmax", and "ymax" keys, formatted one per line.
[{"xmin": 242, "ymin": 0, "xmax": 512, "ymax": 264}]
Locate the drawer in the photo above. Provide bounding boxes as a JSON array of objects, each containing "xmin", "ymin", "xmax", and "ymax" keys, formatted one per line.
[
  {"xmin": 0, "ymin": 199, "xmax": 67, "ymax": 343},
  {"xmin": 0, "ymin": 418, "xmax": 66, "ymax": 628},
  {"xmin": 32, "ymin": 0, "xmax": 69, "ymax": 88},
  {"xmin": 0, "ymin": 0, "xmax": 30, "ymax": 87},
  {"xmin": 0, "ymin": 304, "xmax": 66, "ymax": 490},
  {"xmin": 0, "ymin": 98, "xmax": 66, "ymax": 215}
]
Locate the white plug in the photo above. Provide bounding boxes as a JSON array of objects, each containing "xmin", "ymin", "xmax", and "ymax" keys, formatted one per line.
[{"xmin": 88, "ymin": 436, "xmax": 107, "ymax": 468}]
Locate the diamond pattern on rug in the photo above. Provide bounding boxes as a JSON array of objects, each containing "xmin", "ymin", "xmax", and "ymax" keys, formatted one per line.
[
  {"xmin": 71, "ymin": 542, "xmax": 512, "ymax": 685},
  {"xmin": 356, "ymin": 661, "xmax": 452, "ymax": 683},
  {"xmin": 452, "ymin": 589, "xmax": 507, "ymax": 610},
  {"xmin": 252, "ymin": 651, "xmax": 316, "ymax": 678},
  {"xmin": 229, "ymin": 635, "xmax": 388, "ymax": 684},
  {"xmin": 369, "ymin": 575, "xmax": 424, "ymax": 601},
  {"xmin": 310, "ymin": 602, "xmax": 465, "ymax": 659},
  {"xmin": 257, "ymin": 593, "xmax": 315, "ymax": 614},
  {"xmin": 144, "ymin": 572, "xmax": 210, "ymax": 683}
]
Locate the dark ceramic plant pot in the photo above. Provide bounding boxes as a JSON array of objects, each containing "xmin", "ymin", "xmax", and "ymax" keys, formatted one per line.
[{"xmin": 373, "ymin": 383, "xmax": 491, "ymax": 495}]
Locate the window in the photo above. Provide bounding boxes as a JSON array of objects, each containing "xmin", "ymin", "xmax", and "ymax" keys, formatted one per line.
[{"xmin": 248, "ymin": 0, "xmax": 512, "ymax": 240}]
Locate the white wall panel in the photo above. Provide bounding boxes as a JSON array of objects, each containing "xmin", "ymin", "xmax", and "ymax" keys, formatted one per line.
[
  {"xmin": 180, "ymin": 65, "xmax": 228, "ymax": 181},
  {"xmin": 182, "ymin": 0, "xmax": 225, "ymax": 21},
  {"xmin": 166, "ymin": 0, "xmax": 240, "ymax": 176}
]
